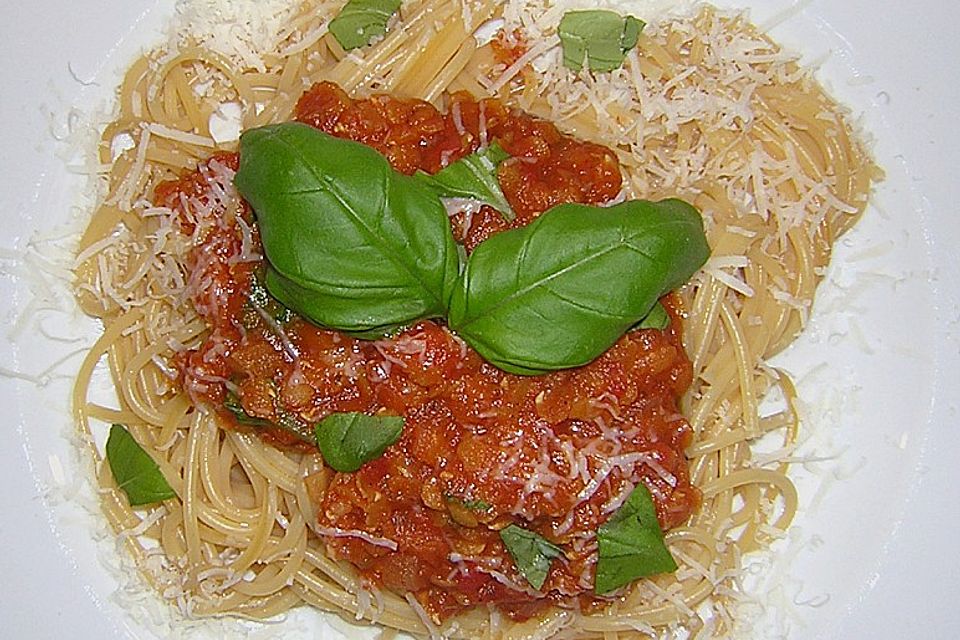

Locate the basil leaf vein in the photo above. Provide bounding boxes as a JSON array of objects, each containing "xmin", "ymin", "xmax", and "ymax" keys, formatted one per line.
[
  {"xmin": 415, "ymin": 142, "xmax": 515, "ymax": 221},
  {"xmin": 329, "ymin": 0, "xmax": 401, "ymax": 51},
  {"xmin": 105, "ymin": 424, "xmax": 176, "ymax": 507},
  {"xmin": 595, "ymin": 483, "xmax": 677, "ymax": 594},
  {"xmin": 314, "ymin": 412, "xmax": 404, "ymax": 472},
  {"xmin": 235, "ymin": 123, "xmax": 460, "ymax": 335},
  {"xmin": 499, "ymin": 524, "xmax": 564, "ymax": 590},
  {"xmin": 559, "ymin": 10, "xmax": 645, "ymax": 72},
  {"xmin": 447, "ymin": 199, "xmax": 709, "ymax": 375}
]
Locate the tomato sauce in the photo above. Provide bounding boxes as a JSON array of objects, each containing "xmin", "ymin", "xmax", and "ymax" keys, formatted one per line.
[
  {"xmin": 491, "ymin": 29, "xmax": 530, "ymax": 68},
  {"xmin": 165, "ymin": 82, "xmax": 700, "ymax": 622},
  {"xmin": 295, "ymin": 82, "xmax": 622, "ymax": 251}
]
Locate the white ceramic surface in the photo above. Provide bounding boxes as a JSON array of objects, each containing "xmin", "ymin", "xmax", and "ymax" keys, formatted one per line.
[{"xmin": 1, "ymin": 1, "xmax": 957, "ymax": 638}]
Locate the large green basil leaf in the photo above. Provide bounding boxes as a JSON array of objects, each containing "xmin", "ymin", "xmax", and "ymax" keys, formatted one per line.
[
  {"xmin": 328, "ymin": 0, "xmax": 401, "ymax": 51},
  {"xmin": 447, "ymin": 199, "xmax": 708, "ymax": 374},
  {"xmin": 235, "ymin": 122, "xmax": 460, "ymax": 335},
  {"xmin": 559, "ymin": 10, "xmax": 645, "ymax": 72},
  {"xmin": 595, "ymin": 483, "xmax": 677, "ymax": 594},
  {"xmin": 106, "ymin": 424, "xmax": 176, "ymax": 507}
]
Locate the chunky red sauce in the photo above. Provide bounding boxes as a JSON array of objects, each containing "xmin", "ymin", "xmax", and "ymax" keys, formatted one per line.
[
  {"xmin": 163, "ymin": 82, "xmax": 699, "ymax": 622},
  {"xmin": 491, "ymin": 29, "xmax": 530, "ymax": 68}
]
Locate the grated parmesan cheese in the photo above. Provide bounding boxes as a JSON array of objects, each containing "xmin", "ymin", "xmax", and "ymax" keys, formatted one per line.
[{"xmin": 172, "ymin": 0, "xmax": 303, "ymax": 70}]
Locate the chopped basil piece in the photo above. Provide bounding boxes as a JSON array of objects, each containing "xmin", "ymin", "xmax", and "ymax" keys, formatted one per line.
[
  {"xmin": 105, "ymin": 424, "xmax": 176, "ymax": 507},
  {"xmin": 224, "ymin": 391, "xmax": 272, "ymax": 428},
  {"xmin": 415, "ymin": 142, "xmax": 515, "ymax": 221},
  {"xmin": 246, "ymin": 270, "xmax": 271, "ymax": 309},
  {"xmin": 328, "ymin": 0, "xmax": 401, "ymax": 50},
  {"xmin": 446, "ymin": 493, "xmax": 493, "ymax": 512},
  {"xmin": 275, "ymin": 411, "xmax": 317, "ymax": 443},
  {"xmin": 594, "ymin": 484, "xmax": 677, "ymax": 594},
  {"xmin": 224, "ymin": 390, "xmax": 315, "ymax": 444},
  {"xmin": 634, "ymin": 301, "xmax": 670, "ymax": 330},
  {"xmin": 245, "ymin": 270, "xmax": 294, "ymax": 323},
  {"xmin": 558, "ymin": 10, "xmax": 644, "ymax": 73},
  {"xmin": 314, "ymin": 412, "xmax": 404, "ymax": 472},
  {"xmin": 499, "ymin": 524, "xmax": 564, "ymax": 590},
  {"xmin": 462, "ymin": 497, "xmax": 493, "ymax": 512}
]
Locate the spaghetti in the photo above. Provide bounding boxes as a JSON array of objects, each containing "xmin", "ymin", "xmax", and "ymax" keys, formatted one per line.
[{"xmin": 72, "ymin": 0, "xmax": 879, "ymax": 637}]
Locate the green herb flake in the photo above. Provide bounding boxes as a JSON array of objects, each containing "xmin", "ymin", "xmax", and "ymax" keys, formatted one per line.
[
  {"xmin": 246, "ymin": 271, "xmax": 271, "ymax": 309},
  {"xmin": 244, "ymin": 269, "xmax": 296, "ymax": 329},
  {"xmin": 275, "ymin": 410, "xmax": 317, "ymax": 443},
  {"xmin": 224, "ymin": 391, "xmax": 272, "ymax": 428},
  {"xmin": 329, "ymin": 0, "xmax": 401, "ymax": 50},
  {"xmin": 447, "ymin": 199, "xmax": 709, "ymax": 375},
  {"xmin": 446, "ymin": 493, "xmax": 493, "ymax": 512},
  {"xmin": 415, "ymin": 142, "xmax": 515, "ymax": 221},
  {"xmin": 558, "ymin": 10, "xmax": 644, "ymax": 73},
  {"xmin": 594, "ymin": 484, "xmax": 677, "ymax": 594},
  {"xmin": 499, "ymin": 524, "xmax": 564, "ymax": 590},
  {"xmin": 224, "ymin": 390, "xmax": 315, "ymax": 444},
  {"xmin": 634, "ymin": 301, "xmax": 670, "ymax": 331},
  {"xmin": 462, "ymin": 497, "xmax": 493, "ymax": 512},
  {"xmin": 105, "ymin": 424, "xmax": 176, "ymax": 507},
  {"xmin": 314, "ymin": 412, "xmax": 404, "ymax": 472}
]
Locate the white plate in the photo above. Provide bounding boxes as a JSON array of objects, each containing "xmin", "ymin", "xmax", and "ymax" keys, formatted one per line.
[{"xmin": 1, "ymin": 1, "xmax": 958, "ymax": 638}]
